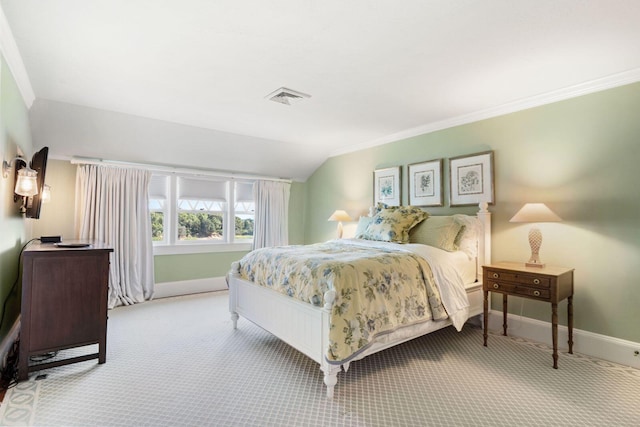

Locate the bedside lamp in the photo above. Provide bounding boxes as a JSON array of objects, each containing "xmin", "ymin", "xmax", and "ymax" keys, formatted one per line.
[
  {"xmin": 328, "ymin": 210, "xmax": 352, "ymax": 239},
  {"xmin": 510, "ymin": 203, "xmax": 561, "ymax": 268}
]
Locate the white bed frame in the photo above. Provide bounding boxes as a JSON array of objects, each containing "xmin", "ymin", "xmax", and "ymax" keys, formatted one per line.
[{"xmin": 228, "ymin": 204, "xmax": 491, "ymax": 398}]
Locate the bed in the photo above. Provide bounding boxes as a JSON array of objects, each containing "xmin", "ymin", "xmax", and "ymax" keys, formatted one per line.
[{"xmin": 228, "ymin": 203, "xmax": 491, "ymax": 398}]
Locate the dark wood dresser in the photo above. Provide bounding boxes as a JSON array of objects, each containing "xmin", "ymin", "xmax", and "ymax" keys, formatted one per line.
[{"xmin": 19, "ymin": 241, "xmax": 113, "ymax": 380}]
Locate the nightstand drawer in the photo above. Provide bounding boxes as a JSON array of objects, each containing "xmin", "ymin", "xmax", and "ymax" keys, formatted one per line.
[
  {"xmin": 486, "ymin": 270, "xmax": 550, "ymax": 288},
  {"xmin": 485, "ymin": 281, "xmax": 550, "ymax": 299}
]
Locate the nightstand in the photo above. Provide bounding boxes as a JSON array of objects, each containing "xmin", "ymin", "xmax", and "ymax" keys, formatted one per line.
[{"xmin": 482, "ymin": 262, "xmax": 574, "ymax": 369}]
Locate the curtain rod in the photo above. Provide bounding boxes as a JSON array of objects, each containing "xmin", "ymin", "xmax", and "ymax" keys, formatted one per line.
[{"xmin": 70, "ymin": 157, "xmax": 292, "ymax": 183}]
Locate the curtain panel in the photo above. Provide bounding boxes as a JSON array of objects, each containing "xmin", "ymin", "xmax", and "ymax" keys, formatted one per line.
[
  {"xmin": 75, "ymin": 165, "xmax": 155, "ymax": 308},
  {"xmin": 252, "ymin": 181, "xmax": 291, "ymax": 249}
]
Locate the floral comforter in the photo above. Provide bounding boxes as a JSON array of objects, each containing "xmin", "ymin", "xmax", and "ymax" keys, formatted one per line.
[{"xmin": 238, "ymin": 239, "xmax": 465, "ymax": 364}]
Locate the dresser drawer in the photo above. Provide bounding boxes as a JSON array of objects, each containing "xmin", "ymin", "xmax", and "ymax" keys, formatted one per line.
[
  {"xmin": 485, "ymin": 270, "xmax": 550, "ymax": 288},
  {"xmin": 485, "ymin": 280, "xmax": 550, "ymax": 300}
]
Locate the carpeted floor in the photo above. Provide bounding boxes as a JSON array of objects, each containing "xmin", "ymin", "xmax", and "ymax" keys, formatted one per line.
[{"xmin": 1, "ymin": 291, "xmax": 639, "ymax": 426}]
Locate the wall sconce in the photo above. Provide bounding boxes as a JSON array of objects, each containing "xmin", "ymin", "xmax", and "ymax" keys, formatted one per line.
[
  {"xmin": 510, "ymin": 203, "xmax": 562, "ymax": 268},
  {"xmin": 3, "ymin": 156, "xmax": 39, "ymax": 200},
  {"xmin": 328, "ymin": 210, "xmax": 353, "ymax": 239}
]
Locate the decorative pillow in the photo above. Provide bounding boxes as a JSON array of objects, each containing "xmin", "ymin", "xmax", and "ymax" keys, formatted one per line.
[
  {"xmin": 453, "ymin": 214, "xmax": 482, "ymax": 258},
  {"xmin": 409, "ymin": 215, "xmax": 463, "ymax": 252},
  {"xmin": 370, "ymin": 202, "xmax": 400, "ymax": 216},
  {"xmin": 361, "ymin": 206, "xmax": 428, "ymax": 243},
  {"xmin": 355, "ymin": 216, "xmax": 374, "ymax": 238}
]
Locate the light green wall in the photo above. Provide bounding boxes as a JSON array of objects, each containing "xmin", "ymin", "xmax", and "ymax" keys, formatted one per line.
[
  {"xmin": 0, "ymin": 57, "xmax": 33, "ymax": 338},
  {"xmin": 305, "ymin": 82, "xmax": 640, "ymax": 344},
  {"xmin": 31, "ymin": 159, "xmax": 308, "ymax": 284},
  {"xmin": 29, "ymin": 159, "xmax": 77, "ymax": 239}
]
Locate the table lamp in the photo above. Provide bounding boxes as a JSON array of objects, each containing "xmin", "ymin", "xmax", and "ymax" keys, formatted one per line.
[
  {"xmin": 328, "ymin": 210, "xmax": 352, "ymax": 239},
  {"xmin": 510, "ymin": 203, "xmax": 561, "ymax": 268}
]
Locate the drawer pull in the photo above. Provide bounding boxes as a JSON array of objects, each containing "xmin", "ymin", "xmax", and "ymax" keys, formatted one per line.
[
  {"xmin": 492, "ymin": 273, "xmax": 499, "ymax": 279},
  {"xmin": 533, "ymin": 278, "xmax": 541, "ymax": 285},
  {"xmin": 533, "ymin": 290, "xmax": 541, "ymax": 297},
  {"xmin": 493, "ymin": 283, "xmax": 499, "ymax": 289}
]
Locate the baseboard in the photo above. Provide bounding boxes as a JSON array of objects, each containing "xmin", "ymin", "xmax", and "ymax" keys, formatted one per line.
[
  {"xmin": 0, "ymin": 318, "xmax": 20, "ymax": 370},
  {"xmin": 487, "ymin": 311, "xmax": 640, "ymax": 369},
  {"xmin": 153, "ymin": 276, "xmax": 227, "ymax": 299}
]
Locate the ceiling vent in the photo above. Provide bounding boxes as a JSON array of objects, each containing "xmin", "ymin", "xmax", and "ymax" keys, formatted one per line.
[{"xmin": 266, "ymin": 87, "xmax": 311, "ymax": 105}]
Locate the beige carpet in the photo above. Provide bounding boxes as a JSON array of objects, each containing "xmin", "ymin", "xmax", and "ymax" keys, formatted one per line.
[{"xmin": 1, "ymin": 291, "xmax": 639, "ymax": 426}]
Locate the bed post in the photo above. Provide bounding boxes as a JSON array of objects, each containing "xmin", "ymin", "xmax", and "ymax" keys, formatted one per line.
[
  {"xmin": 229, "ymin": 261, "xmax": 240, "ymax": 329},
  {"xmin": 476, "ymin": 202, "xmax": 492, "ymax": 282},
  {"xmin": 321, "ymin": 289, "xmax": 339, "ymax": 398}
]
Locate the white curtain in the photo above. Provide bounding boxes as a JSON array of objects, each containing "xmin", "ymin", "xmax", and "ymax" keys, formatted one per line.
[
  {"xmin": 252, "ymin": 180, "xmax": 291, "ymax": 249},
  {"xmin": 75, "ymin": 165, "xmax": 155, "ymax": 308}
]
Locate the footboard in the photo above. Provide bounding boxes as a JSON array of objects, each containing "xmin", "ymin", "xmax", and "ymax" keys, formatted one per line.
[{"xmin": 228, "ymin": 262, "xmax": 341, "ymax": 398}]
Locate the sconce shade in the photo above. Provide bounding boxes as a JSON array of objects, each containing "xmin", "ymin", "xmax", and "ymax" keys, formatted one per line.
[
  {"xmin": 510, "ymin": 203, "xmax": 561, "ymax": 223},
  {"xmin": 510, "ymin": 203, "xmax": 561, "ymax": 268},
  {"xmin": 41, "ymin": 184, "xmax": 52, "ymax": 203},
  {"xmin": 328, "ymin": 210, "xmax": 353, "ymax": 222},
  {"xmin": 15, "ymin": 167, "xmax": 39, "ymax": 197}
]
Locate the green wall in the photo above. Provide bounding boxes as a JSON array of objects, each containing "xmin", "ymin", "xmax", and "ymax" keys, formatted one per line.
[
  {"xmin": 0, "ymin": 57, "xmax": 33, "ymax": 339},
  {"xmin": 305, "ymin": 82, "xmax": 640, "ymax": 344}
]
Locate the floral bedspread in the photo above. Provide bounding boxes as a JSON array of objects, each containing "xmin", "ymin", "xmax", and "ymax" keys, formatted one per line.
[{"xmin": 237, "ymin": 239, "xmax": 450, "ymax": 364}]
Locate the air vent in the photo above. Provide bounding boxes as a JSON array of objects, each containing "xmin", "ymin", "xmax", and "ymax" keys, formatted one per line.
[{"xmin": 265, "ymin": 87, "xmax": 311, "ymax": 105}]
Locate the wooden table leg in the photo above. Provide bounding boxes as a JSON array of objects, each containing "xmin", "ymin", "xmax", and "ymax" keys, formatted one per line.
[
  {"xmin": 552, "ymin": 302, "xmax": 558, "ymax": 369},
  {"xmin": 483, "ymin": 290, "xmax": 489, "ymax": 346},
  {"xmin": 568, "ymin": 295, "xmax": 574, "ymax": 354},
  {"xmin": 502, "ymin": 294, "xmax": 508, "ymax": 336}
]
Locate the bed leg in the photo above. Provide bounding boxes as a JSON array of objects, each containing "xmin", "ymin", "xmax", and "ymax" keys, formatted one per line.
[
  {"xmin": 322, "ymin": 365, "xmax": 340, "ymax": 399},
  {"xmin": 231, "ymin": 312, "xmax": 239, "ymax": 329}
]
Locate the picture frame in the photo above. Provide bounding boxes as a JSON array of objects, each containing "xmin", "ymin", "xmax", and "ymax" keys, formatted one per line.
[
  {"xmin": 408, "ymin": 159, "xmax": 443, "ymax": 207},
  {"xmin": 373, "ymin": 166, "xmax": 401, "ymax": 206},
  {"xmin": 449, "ymin": 151, "xmax": 494, "ymax": 206}
]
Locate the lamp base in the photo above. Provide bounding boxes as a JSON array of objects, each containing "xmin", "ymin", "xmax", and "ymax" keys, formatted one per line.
[
  {"xmin": 525, "ymin": 227, "xmax": 545, "ymax": 268},
  {"xmin": 525, "ymin": 262, "xmax": 545, "ymax": 268}
]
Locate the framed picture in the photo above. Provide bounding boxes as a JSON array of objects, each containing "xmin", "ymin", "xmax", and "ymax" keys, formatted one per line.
[
  {"xmin": 408, "ymin": 159, "xmax": 443, "ymax": 207},
  {"xmin": 449, "ymin": 151, "xmax": 494, "ymax": 206},
  {"xmin": 373, "ymin": 166, "xmax": 401, "ymax": 206}
]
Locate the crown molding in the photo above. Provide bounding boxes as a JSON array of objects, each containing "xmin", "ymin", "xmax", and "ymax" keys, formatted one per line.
[
  {"xmin": 0, "ymin": 4, "xmax": 35, "ymax": 108},
  {"xmin": 330, "ymin": 68, "xmax": 640, "ymax": 158}
]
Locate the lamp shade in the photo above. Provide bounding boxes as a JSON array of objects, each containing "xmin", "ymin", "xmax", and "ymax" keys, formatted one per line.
[
  {"xmin": 328, "ymin": 210, "xmax": 353, "ymax": 222},
  {"xmin": 510, "ymin": 203, "xmax": 561, "ymax": 223},
  {"xmin": 15, "ymin": 167, "xmax": 39, "ymax": 197}
]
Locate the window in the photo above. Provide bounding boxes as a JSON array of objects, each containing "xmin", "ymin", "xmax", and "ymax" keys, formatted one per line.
[
  {"xmin": 177, "ymin": 177, "xmax": 227, "ymax": 242},
  {"xmin": 149, "ymin": 174, "xmax": 254, "ymax": 254},
  {"xmin": 234, "ymin": 181, "xmax": 255, "ymax": 241},
  {"xmin": 149, "ymin": 175, "xmax": 169, "ymax": 243}
]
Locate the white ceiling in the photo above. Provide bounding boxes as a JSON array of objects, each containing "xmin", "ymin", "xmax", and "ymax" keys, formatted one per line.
[{"xmin": 3, "ymin": 0, "xmax": 640, "ymax": 180}]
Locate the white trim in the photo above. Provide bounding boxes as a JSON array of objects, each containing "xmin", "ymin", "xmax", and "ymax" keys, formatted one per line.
[
  {"xmin": 153, "ymin": 242, "xmax": 252, "ymax": 255},
  {"xmin": 153, "ymin": 276, "xmax": 227, "ymax": 299},
  {"xmin": 330, "ymin": 68, "xmax": 640, "ymax": 157},
  {"xmin": 0, "ymin": 4, "xmax": 35, "ymax": 108},
  {"xmin": 0, "ymin": 317, "xmax": 20, "ymax": 370},
  {"xmin": 487, "ymin": 311, "xmax": 640, "ymax": 369},
  {"xmin": 70, "ymin": 157, "xmax": 292, "ymax": 183}
]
